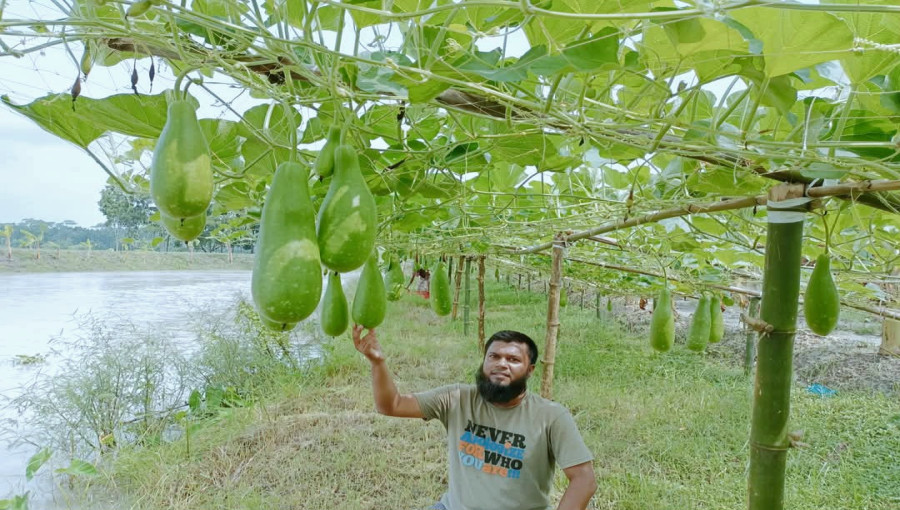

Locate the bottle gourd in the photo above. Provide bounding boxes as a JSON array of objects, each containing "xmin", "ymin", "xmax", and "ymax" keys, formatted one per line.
[
  {"xmin": 708, "ymin": 294, "xmax": 724, "ymax": 344},
  {"xmin": 251, "ymin": 161, "xmax": 322, "ymax": 328},
  {"xmin": 430, "ymin": 260, "xmax": 452, "ymax": 316},
  {"xmin": 150, "ymin": 98, "xmax": 213, "ymax": 220},
  {"xmin": 650, "ymin": 287, "xmax": 674, "ymax": 352},
  {"xmin": 317, "ymin": 145, "xmax": 377, "ymax": 272},
  {"xmin": 686, "ymin": 294, "xmax": 711, "ymax": 352},
  {"xmin": 321, "ymin": 271, "xmax": 349, "ymax": 337},
  {"xmin": 352, "ymin": 254, "xmax": 387, "ymax": 329},
  {"xmin": 804, "ymin": 254, "xmax": 840, "ymax": 336}
]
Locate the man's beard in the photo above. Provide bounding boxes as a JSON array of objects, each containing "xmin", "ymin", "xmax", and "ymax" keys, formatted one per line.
[{"xmin": 475, "ymin": 367, "xmax": 529, "ymax": 404}]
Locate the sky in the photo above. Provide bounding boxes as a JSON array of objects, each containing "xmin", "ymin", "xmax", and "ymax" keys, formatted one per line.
[{"xmin": 0, "ymin": 0, "xmax": 111, "ymax": 227}]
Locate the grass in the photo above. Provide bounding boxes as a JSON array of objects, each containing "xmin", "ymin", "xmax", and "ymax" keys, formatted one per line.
[
  {"xmin": 96, "ymin": 280, "xmax": 900, "ymax": 510},
  {"xmin": 0, "ymin": 248, "xmax": 253, "ymax": 273}
]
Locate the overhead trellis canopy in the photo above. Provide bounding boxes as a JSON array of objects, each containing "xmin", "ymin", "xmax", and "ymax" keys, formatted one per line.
[{"xmin": 4, "ymin": 0, "xmax": 900, "ymax": 301}]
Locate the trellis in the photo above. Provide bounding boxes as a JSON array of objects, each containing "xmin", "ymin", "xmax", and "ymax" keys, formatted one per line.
[{"xmin": 4, "ymin": 1, "xmax": 900, "ymax": 509}]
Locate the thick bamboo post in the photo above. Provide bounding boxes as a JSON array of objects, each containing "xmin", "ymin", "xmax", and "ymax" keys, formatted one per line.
[
  {"xmin": 451, "ymin": 255, "xmax": 465, "ymax": 320},
  {"xmin": 744, "ymin": 297, "xmax": 761, "ymax": 375},
  {"xmin": 464, "ymin": 257, "xmax": 472, "ymax": 336},
  {"xmin": 541, "ymin": 233, "xmax": 565, "ymax": 400},
  {"xmin": 748, "ymin": 185, "xmax": 806, "ymax": 510},
  {"xmin": 478, "ymin": 256, "xmax": 486, "ymax": 352}
]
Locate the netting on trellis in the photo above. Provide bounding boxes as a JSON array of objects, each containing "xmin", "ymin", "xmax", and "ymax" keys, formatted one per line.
[{"xmin": 3, "ymin": 0, "xmax": 900, "ymax": 298}]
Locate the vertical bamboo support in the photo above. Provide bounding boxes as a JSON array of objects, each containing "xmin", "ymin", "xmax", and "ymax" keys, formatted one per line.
[
  {"xmin": 748, "ymin": 185, "xmax": 806, "ymax": 510},
  {"xmin": 518, "ymin": 273, "xmax": 522, "ymax": 288},
  {"xmin": 527, "ymin": 273, "xmax": 532, "ymax": 292},
  {"xmin": 541, "ymin": 233, "xmax": 566, "ymax": 400},
  {"xmin": 595, "ymin": 291, "xmax": 601, "ymax": 319},
  {"xmin": 478, "ymin": 256, "xmax": 486, "ymax": 352},
  {"xmin": 464, "ymin": 257, "xmax": 472, "ymax": 336},
  {"xmin": 451, "ymin": 255, "xmax": 465, "ymax": 320},
  {"xmin": 744, "ymin": 297, "xmax": 761, "ymax": 375}
]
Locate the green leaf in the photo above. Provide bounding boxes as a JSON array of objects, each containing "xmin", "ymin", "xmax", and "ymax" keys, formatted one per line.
[
  {"xmin": 2, "ymin": 93, "xmax": 170, "ymax": 148},
  {"xmin": 25, "ymin": 448, "xmax": 51, "ymax": 481},
  {"xmin": 531, "ymin": 29, "xmax": 619, "ymax": 76},
  {"xmin": 54, "ymin": 459, "xmax": 98, "ymax": 477},
  {"xmin": 729, "ymin": 9, "xmax": 854, "ymax": 77},
  {"xmin": 457, "ymin": 46, "xmax": 548, "ymax": 82}
]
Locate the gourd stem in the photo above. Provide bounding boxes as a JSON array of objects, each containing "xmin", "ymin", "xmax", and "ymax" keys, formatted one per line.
[{"xmin": 173, "ymin": 68, "xmax": 195, "ymax": 98}]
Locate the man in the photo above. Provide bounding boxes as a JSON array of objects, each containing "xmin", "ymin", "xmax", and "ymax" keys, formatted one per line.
[{"xmin": 352, "ymin": 326, "xmax": 597, "ymax": 510}]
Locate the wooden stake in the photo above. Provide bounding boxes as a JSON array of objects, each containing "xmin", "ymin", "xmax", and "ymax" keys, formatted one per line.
[
  {"xmin": 464, "ymin": 257, "xmax": 472, "ymax": 336},
  {"xmin": 478, "ymin": 256, "xmax": 486, "ymax": 352},
  {"xmin": 451, "ymin": 254, "xmax": 464, "ymax": 320},
  {"xmin": 541, "ymin": 233, "xmax": 565, "ymax": 400}
]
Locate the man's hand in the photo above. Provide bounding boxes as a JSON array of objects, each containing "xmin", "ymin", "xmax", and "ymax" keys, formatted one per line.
[{"xmin": 353, "ymin": 324, "xmax": 384, "ymax": 363}]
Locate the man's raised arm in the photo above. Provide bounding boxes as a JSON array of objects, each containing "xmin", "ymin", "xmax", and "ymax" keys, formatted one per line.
[{"xmin": 352, "ymin": 325, "xmax": 425, "ymax": 419}]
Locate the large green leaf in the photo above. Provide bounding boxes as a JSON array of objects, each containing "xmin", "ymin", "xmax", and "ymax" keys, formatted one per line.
[
  {"xmin": 729, "ymin": 9, "xmax": 854, "ymax": 77},
  {"xmin": 2, "ymin": 93, "xmax": 169, "ymax": 148}
]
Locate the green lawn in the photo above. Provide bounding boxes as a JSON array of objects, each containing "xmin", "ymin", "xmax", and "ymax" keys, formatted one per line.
[{"xmin": 103, "ymin": 280, "xmax": 900, "ymax": 509}]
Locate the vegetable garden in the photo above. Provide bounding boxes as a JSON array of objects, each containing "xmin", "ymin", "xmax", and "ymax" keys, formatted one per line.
[{"xmin": 2, "ymin": 1, "xmax": 900, "ymax": 508}]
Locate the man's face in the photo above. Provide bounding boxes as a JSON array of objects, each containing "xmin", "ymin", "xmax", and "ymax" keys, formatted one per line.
[{"xmin": 475, "ymin": 341, "xmax": 535, "ymax": 404}]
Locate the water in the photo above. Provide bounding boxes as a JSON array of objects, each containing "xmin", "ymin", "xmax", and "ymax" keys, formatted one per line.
[{"xmin": 0, "ymin": 270, "xmax": 253, "ymax": 506}]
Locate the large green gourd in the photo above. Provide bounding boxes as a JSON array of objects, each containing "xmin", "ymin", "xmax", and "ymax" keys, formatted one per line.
[
  {"xmin": 252, "ymin": 161, "xmax": 322, "ymax": 324},
  {"xmin": 804, "ymin": 254, "xmax": 840, "ymax": 336},
  {"xmin": 352, "ymin": 254, "xmax": 387, "ymax": 328},
  {"xmin": 317, "ymin": 145, "xmax": 377, "ymax": 272},
  {"xmin": 384, "ymin": 257, "xmax": 405, "ymax": 301},
  {"xmin": 686, "ymin": 294, "xmax": 711, "ymax": 352},
  {"xmin": 559, "ymin": 287, "xmax": 568, "ymax": 308},
  {"xmin": 314, "ymin": 126, "xmax": 342, "ymax": 178},
  {"xmin": 160, "ymin": 212, "xmax": 206, "ymax": 242},
  {"xmin": 709, "ymin": 294, "xmax": 725, "ymax": 344},
  {"xmin": 321, "ymin": 271, "xmax": 349, "ymax": 336},
  {"xmin": 430, "ymin": 260, "xmax": 452, "ymax": 316},
  {"xmin": 650, "ymin": 287, "xmax": 675, "ymax": 352},
  {"xmin": 259, "ymin": 314, "xmax": 297, "ymax": 333},
  {"xmin": 150, "ymin": 98, "xmax": 213, "ymax": 219}
]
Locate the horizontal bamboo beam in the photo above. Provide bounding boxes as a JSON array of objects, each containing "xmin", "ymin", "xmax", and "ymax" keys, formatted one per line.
[
  {"xmin": 512, "ymin": 180, "xmax": 900, "ymax": 255},
  {"xmin": 565, "ymin": 256, "xmax": 900, "ymax": 322}
]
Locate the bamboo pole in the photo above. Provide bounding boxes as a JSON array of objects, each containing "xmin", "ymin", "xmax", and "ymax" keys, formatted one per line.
[
  {"xmin": 744, "ymin": 297, "xmax": 761, "ymax": 375},
  {"xmin": 451, "ymin": 254, "xmax": 464, "ymax": 320},
  {"xmin": 464, "ymin": 257, "xmax": 472, "ymax": 337},
  {"xmin": 541, "ymin": 233, "xmax": 565, "ymax": 400},
  {"xmin": 478, "ymin": 256, "xmax": 486, "ymax": 352},
  {"xmin": 748, "ymin": 185, "xmax": 806, "ymax": 510},
  {"xmin": 513, "ymin": 179, "xmax": 900, "ymax": 255}
]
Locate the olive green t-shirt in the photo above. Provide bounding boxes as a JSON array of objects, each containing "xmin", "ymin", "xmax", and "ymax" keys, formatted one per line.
[{"xmin": 414, "ymin": 384, "xmax": 593, "ymax": 510}]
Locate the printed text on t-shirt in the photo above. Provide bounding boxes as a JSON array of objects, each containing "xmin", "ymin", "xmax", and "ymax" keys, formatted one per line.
[{"xmin": 457, "ymin": 420, "xmax": 526, "ymax": 479}]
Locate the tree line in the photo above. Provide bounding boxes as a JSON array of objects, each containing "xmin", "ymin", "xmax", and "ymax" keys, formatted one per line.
[{"xmin": 2, "ymin": 184, "xmax": 256, "ymax": 259}]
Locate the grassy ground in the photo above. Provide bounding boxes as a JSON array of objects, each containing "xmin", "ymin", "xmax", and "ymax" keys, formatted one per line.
[
  {"xmin": 0, "ymin": 248, "xmax": 253, "ymax": 273},
  {"xmin": 101, "ymin": 280, "xmax": 900, "ymax": 510}
]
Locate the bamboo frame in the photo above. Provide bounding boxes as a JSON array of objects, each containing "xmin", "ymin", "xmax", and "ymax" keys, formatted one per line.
[
  {"xmin": 478, "ymin": 256, "xmax": 486, "ymax": 352},
  {"xmin": 541, "ymin": 233, "xmax": 565, "ymax": 400},
  {"xmin": 748, "ymin": 185, "xmax": 806, "ymax": 510}
]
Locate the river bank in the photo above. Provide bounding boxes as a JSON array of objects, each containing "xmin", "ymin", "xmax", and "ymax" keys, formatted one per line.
[
  {"xmin": 91, "ymin": 280, "xmax": 899, "ymax": 510},
  {"xmin": 0, "ymin": 248, "xmax": 253, "ymax": 273}
]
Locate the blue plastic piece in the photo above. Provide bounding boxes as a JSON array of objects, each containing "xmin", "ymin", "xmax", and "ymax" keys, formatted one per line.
[{"xmin": 807, "ymin": 384, "xmax": 836, "ymax": 397}]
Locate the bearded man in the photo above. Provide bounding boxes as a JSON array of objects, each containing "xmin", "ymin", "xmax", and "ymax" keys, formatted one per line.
[{"xmin": 353, "ymin": 326, "xmax": 597, "ymax": 510}]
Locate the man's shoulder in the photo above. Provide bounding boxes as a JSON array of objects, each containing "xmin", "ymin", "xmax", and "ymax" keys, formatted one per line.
[{"xmin": 526, "ymin": 392, "xmax": 571, "ymax": 417}]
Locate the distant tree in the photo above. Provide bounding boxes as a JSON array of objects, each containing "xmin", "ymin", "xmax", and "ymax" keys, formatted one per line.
[
  {"xmin": 2, "ymin": 224, "xmax": 12, "ymax": 260},
  {"xmin": 78, "ymin": 238, "xmax": 94, "ymax": 257},
  {"xmin": 97, "ymin": 184, "xmax": 153, "ymax": 251}
]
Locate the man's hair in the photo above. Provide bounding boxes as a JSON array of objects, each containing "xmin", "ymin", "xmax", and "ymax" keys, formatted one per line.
[{"xmin": 484, "ymin": 330, "xmax": 539, "ymax": 366}]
